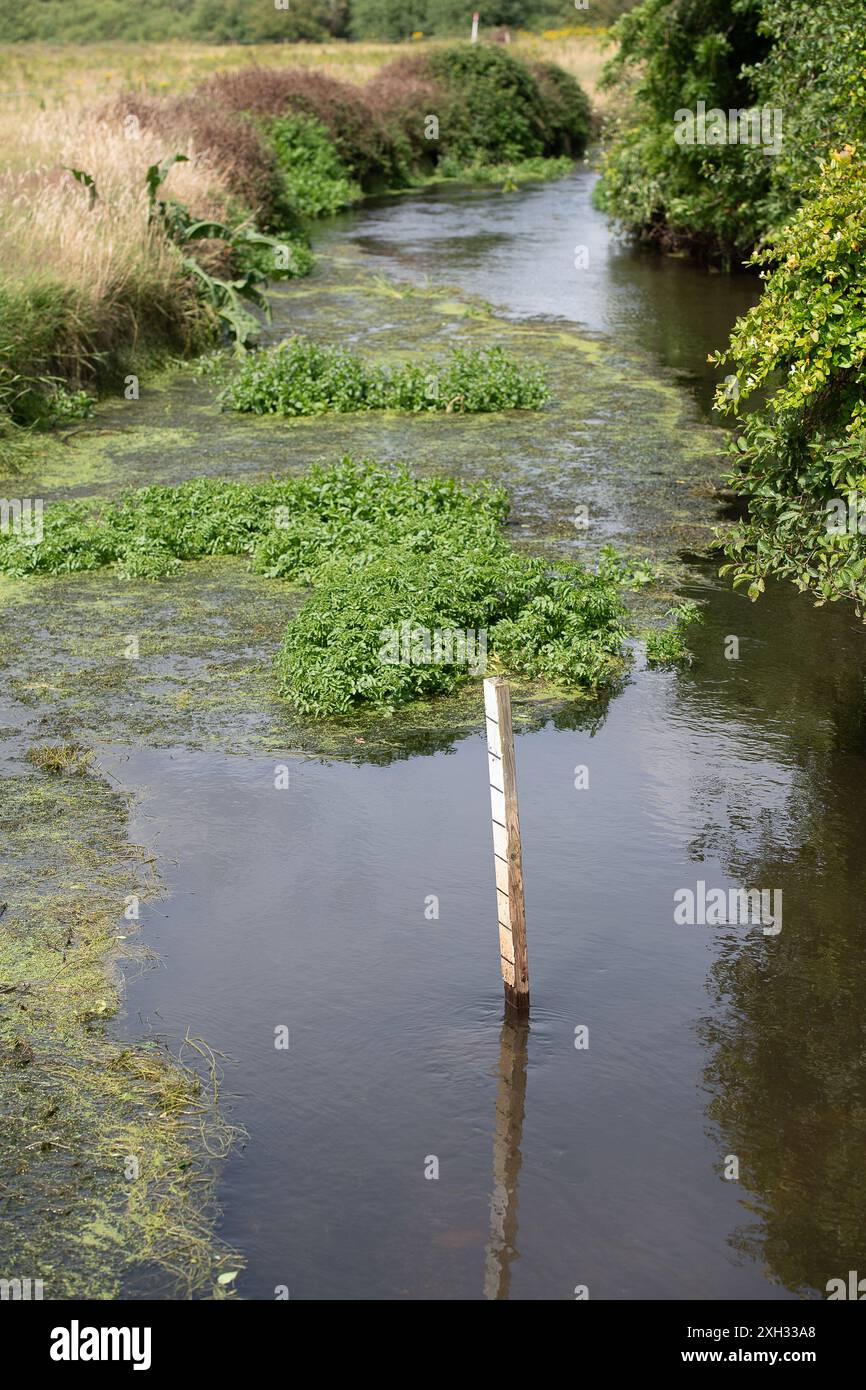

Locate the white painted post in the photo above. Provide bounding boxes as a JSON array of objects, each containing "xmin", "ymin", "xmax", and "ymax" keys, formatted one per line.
[
  {"xmin": 471, "ymin": 11, "xmax": 480, "ymax": 43},
  {"xmin": 484, "ymin": 677, "xmax": 529, "ymax": 1010}
]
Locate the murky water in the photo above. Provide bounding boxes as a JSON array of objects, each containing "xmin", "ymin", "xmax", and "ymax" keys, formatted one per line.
[
  {"xmin": 107, "ymin": 566, "xmax": 866, "ymax": 1300},
  {"xmin": 8, "ymin": 169, "xmax": 866, "ymax": 1299}
]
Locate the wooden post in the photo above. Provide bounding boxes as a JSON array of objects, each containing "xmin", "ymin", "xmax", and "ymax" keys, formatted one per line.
[{"xmin": 484, "ymin": 677, "xmax": 529, "ymax": 1011}]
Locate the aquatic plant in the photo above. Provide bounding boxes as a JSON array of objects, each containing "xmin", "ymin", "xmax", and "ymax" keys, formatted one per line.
[
  {"xmin": 146, "ymin": 152, "xmax": 293, "ymax": 347},
  {"xmin": 25, "ymin": 741, "xmax": 94, "ymax": 776},
  {"xmin": 0, "ymin": 767, "xmax": 243, "ymax": 1297},
  {"xmin": 644, "ymin": 600, "xmax": 704, "ymax": 666},
  {"xmin": 0, "ymin": 457, "xmax": 638, "ymax": 715},
  {"xmin": 221, "ymin": 337, "xmax": 551, "ymax": 415}
]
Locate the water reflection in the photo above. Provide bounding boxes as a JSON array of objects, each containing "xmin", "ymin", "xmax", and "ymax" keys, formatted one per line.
[
  {"xmin": 675, "ymin": 570, "xmax": 866, "ymax": 1295},
  {"xmin": 483, "ymin": 1014, "xmax": 529, "ymax": 1300}
]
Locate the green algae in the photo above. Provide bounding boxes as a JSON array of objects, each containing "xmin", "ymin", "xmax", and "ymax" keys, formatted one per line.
[
  {"xmin": 0, "ymin": 250, "xmax": 721, "ymax": 756},
  {"xmin": 8, "ymin": 252, "xmax": 722, "ymax": 568},
  {"xmin": 0, "ymin": 759, "xmax": 242, "ymax": 1298}
]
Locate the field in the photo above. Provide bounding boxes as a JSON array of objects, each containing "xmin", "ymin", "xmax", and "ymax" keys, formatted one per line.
[{"xmin": 0, "ymin": 31, "xmax": 612, "ymax": 114}]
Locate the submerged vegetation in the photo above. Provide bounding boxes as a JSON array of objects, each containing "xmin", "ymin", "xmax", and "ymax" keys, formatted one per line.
[
  {"xmin": 0, "ymin": 456, "xmax": 671, "ymax": 716},
  {"xmin": 0, "ymin": 762, "xmax": 241, "ymax": 1297},
  {"xmin": 222, "ymin": 338, "xmax": 550, "ymax": 416}
]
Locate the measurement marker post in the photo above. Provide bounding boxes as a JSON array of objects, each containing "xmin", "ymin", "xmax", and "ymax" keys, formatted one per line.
[{"xmin": 484, "ymin": 677, "xmax": 529, "ymax": 1011}]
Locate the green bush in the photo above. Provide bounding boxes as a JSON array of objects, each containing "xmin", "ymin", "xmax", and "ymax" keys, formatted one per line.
[
  {"xmin": 531, "ymin": 62, "xmax": 593, "ymax": 156},
  {"xmin": 426, "ymin": 44, "xmax": 550, "ymax": 163},
  {"xmin": 221, "ymin": 336, "xmax": 550, "ymax": 415},
  {"xmin": 268, "ymin": 113, "xmax": 361, "ymax": 220},
  {"xmin": 714, "ymin": 149, "xmax": 866, "ymax": 611},
  {"xmin": 596, "ymin": 0, "xmax": 866, "ymax": 263},
  {"xmin": 595, "ymin": 0, "xmax": 769, "ymax": 263}
]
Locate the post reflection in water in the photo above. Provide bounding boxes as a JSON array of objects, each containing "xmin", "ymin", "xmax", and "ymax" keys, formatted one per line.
[{"xmin": 483, "ymin": 1012, "xmax": 530, "ymax": 1301}]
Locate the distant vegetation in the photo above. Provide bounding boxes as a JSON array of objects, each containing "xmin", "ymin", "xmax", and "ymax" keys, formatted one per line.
[{"xmin": 0, "ymin": 0, "xmax": 636, "ymax": 43}]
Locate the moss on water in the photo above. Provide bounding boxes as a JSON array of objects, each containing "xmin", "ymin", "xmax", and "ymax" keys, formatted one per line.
[{"xmin": 0, "ymin": 761, "xmax": 242, "ymax": 1298}]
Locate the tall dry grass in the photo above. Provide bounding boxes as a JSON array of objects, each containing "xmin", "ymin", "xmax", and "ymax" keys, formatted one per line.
[
  {"xmin": 0, "ymin": 109, "xmax": 235, "ymax": 391},
  {"xmin": 1, "ymin": 108, "xmax": 229, "ymax": 285}
]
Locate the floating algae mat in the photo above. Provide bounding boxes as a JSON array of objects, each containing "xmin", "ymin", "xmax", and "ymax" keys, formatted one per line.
[
  {"xmin": 0, "ymin": 756, "xmax": 240, "ymax": 1298},
  {"xmin": 4, "ymin": 247, "xmax": 723, "ymax": 567}
]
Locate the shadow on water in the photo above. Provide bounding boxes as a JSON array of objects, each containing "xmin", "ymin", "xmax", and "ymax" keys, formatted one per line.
[{"xmin": 671, "ymin": 571, "xmax": 866, "ymax": 1296}]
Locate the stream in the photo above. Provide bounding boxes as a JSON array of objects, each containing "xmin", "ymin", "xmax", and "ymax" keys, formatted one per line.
[{"xmin": 7, "ymin": 169, "xmax": 866, "ymax": 1300}]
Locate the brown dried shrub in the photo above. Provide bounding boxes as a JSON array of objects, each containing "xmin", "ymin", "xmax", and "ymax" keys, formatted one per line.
[
  {"xmin": 364, "ymin": 55, "xmax": 444, "ymax": 168},
  {"xmin": 103, "ymin": 95, "xmax": 284, "ymax": 227},
  {"xmin": 197, "ymin": 68, "xmax": 400, "ymax": 187}
]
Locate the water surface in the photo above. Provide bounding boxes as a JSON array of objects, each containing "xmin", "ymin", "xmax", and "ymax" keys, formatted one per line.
[{"xmin": 96, "ymin": 172, "xmax": 866, "ymax": 1299}]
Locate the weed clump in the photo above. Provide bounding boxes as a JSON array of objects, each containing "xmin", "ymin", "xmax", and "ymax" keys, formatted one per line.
[
  {"xmin": 25, "ymin": 741, "xmax": 94, "ymax": 776},
  {"xmin": 644, "ymin": 600, "xmax": 704, "ymax": 667},
  {"xmin": 0, "ymin": 770, "xmax": 242, "ymax": 1297},
  {"xmin": 0, "ymin": 457, "xmax": 641, "ymax": 715},
  {"xmin": 221, "ymin": 337, "xmax": 550, "ymax": 416}
]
